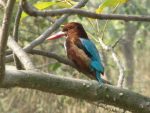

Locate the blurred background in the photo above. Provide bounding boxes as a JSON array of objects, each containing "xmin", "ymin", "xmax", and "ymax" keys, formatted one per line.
[{"xmin": 0, "ymin": 0, "xmax": 149, "ymax": 113}]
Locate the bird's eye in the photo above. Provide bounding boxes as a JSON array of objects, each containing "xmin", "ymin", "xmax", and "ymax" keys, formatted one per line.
[
  {"xmin": 68, "ymin": 26, "xmax": 74, "ymax": 30},
  {"xmin": 63, "ymin": 28, "xmax": 68, "ymax": 32}
]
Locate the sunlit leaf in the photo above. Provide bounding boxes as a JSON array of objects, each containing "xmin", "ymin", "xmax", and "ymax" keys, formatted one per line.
[
  {"xmin": 34, "ymin": 2, "xmax": 57, "ymax": 10},
  {"xmin": 21, "ymin": 1, "xmax": 57, "ymax": 20},
  {"xmin": 96, "ymin": 0, "xmax": 128, "ymax": 13},
  {"xmin": 56, "ymin": 1, "xmax": 72, "ymax": 8},
  {"xmin": 21, "ymin": 1, "xmax": 77, "ymax": 20},
  {"xmin": 50, "ymin": 63, "xmax": 61, "ymax": 71},
  {"xmin": 21, "ymin": 12, "xmax": 28, "ymax": 20},
  {"xmin": 16, "ymin": 0, "xmax": 20, "ymax": 2},
  {"xmin": 64, "ymin": 0, "xmax": 77, "ymax": 6}
]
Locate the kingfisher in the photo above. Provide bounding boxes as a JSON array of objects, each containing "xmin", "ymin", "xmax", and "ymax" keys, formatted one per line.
[{"xmin": 47, "ymin": 22, "xmax": 110, "ymax": 85}]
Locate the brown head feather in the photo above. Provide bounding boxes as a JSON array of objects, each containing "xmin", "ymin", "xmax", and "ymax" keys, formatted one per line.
[{"xmin": 62, "ymin": 22, "xmax": 88, "ymax": 39}]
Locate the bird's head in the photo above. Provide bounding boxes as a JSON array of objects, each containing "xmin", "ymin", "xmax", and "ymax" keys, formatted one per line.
[{"xmin": 46, "ymin": 22, "xmax": 88, "ymax": 40}]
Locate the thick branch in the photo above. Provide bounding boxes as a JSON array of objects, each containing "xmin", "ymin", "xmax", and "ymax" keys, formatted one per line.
[
  {"xmin": 22, "ymin": 1, "xmax": 150, "ymax": 22},
  {"xmin": 0, "ymin": 0, "xmax": 15, "ymax": 81},
  {"xmin": 1, "ymin": 70, "xmax": 150, "ymax": 113},
  {"xmin": 7, "ymin": 37, "xmax": 36, "ymax": 70}
]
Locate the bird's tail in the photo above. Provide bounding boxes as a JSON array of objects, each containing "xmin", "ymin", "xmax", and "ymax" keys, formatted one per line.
[
  {"xmin": 95, "ymin": 72, "xmax": 112, "ymax": 85},
  {"xmin": 101, "ymin": 78, "xmax": 112, "ymax": 85}
]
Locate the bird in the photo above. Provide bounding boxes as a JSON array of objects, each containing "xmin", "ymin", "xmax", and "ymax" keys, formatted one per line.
[{"xmin": 47, "ymin": 22, "xmax": 110, "ymax": 85}]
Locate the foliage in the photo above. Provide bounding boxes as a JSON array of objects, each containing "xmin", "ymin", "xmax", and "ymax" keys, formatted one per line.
[
  {"xmin": 96, "ymin": 0, "xmax": 128, "ymax": 13},
  {"xmin": 21, "ymin": 0, "xmax": 75, "ymax": 20}
]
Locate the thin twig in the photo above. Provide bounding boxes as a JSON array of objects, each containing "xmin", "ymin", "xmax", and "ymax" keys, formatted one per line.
[
  {"xmin": 13, "ymin": 1, "xmax": 23, "ymax": 70},
  {"xmin": 112, "ymin": 35, "xmax": 124, "ymax": 49},
  {"xmin": 5, "ymin": 49, "xmax": 75, "ymax": 68},
  {"xmin": 111, "ymin": 49, "xmax": 125, "ymax": 87},
  {"xmin": 98, "ymin": 38, "xmax": 125, "ymax": 87},
  {"xmin": 0, "ymin": 0, "xmax": 15, "ymax": 81},
  {"xmin": 29, "ymin": 49, "xmax": 75, "ymax": 68}
]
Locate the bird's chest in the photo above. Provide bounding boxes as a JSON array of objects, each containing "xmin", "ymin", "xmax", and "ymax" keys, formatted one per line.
[{"xmin": 65, "ymin": 40, "xmax": 92, "ymax": 74}]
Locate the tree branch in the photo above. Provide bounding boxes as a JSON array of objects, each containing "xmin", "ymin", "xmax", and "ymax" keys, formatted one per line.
[
  {"xmin": 29, "ymin": 49, "xmax": 76, "ymax": 68},
  {"xmin": 0, "ymin": 0, "xmax": 15, "ymax": 81},
  {"xmin": 21, "ymin": 1, "xmax": 150, "ymax": 22},
  {"xmin": 1, "ymin": 70, "xmax": 150, "ymax": 113},
  {"xmin": 5, "ymin": 49, "xmax": 75, "ymax": 68},
  {"xmin": 98, "ymin": 38, "xmax": 125, "ymax": 87},
  {"xmin": 7, "ymin": 37, "xmax": 36, "ymax": 70},
  {"xmin": 13, "ymin": 1, "xmax": 23, "ymax": 70}
]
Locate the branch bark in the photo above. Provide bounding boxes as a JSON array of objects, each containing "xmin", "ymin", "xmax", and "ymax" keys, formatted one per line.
[
  {"xmin": 1, "ymin": 70, "xmax": 150, "ymax": 113},
  {"xmin": 13, "ymin": 1, "xmax": 23, "ymax": 70},
  {"xmin": 21, "ymin": 1, "xmax": 150, "ymax": 22},
  {"xmin": 29, "ymin": 49, "xmax": 76, "ymax": 68},
  {"xmin": 7, "ymin": 37, "xmax": 36, "ymax": 70},
  {"xmin": 0, "ymin": 0, "xmax": 15, "ymax": 81}
]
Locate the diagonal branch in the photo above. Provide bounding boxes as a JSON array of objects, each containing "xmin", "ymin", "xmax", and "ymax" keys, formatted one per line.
[
  {"xmin": 29, "ymin": 49, "xmax": 76, "ymax": 68},
  {"xmin": 7, "ymin": 37, "xmax": 36, "ymax": 70},
  {"xmin": 0, "ymin": 0, "xmax": 15, "ymax": 82},
  {"xmin": 21, "ymin": 1, "xmax": 150, "ymax": 22},
  {"xmin": 5, "ymin": 49, "xmax": 74, "ymax": 67},
  {"xmin": 21, "ymin": 0, "xmax": 88, "ymax": 52},
  {"xmin": 1, "ymin": 70, "xmax": 150, "ymax": 113}
]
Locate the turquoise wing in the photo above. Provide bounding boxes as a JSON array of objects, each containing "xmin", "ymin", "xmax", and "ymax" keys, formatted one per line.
[{"xmin": 79, "ymin": 38, "xmax": 104, "ymax": 74}]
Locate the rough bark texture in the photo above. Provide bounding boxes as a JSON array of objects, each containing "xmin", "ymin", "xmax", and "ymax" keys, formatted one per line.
[
  {"xmin": 1, "ymin": 70, "xmax": 150, "ymax": 113},
  {"xmin": 7, "ymin": 37, "xmax": 36, "ymax": 70}
]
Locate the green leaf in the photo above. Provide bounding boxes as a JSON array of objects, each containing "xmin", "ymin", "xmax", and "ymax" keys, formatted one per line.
[
  {"xmin": 55, "ymin": 1, "xmax": 72, "ymax": 8},
  {"xmin": 16, "ymin": 0, "xmax": 20, "ymax": 2},
  {"xmin": 96, "ymin": 0, "xmax": 128, "ymax": 13},
  {"xmin": 51, "ymin": 63, "xmax": 61, "ymax": 71},
  {"xmin": 21, "ymin": 1, "xmax": 57, "ymax": 20},
  {"xmin": 21, "ymin": 12, "xmax": 28, "ymax": 21},
  {"xmin": 20, "ymin": 1, "xmax": 76, "ymax": 20},
  {"xmin": 34, "ymin": 1, "xmax": 57, "ymax": 10}
]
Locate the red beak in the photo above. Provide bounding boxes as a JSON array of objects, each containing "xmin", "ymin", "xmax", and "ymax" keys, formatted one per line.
[{"xmin": 47, "ymin": 31, "xmax": 66, "ymax": 40}]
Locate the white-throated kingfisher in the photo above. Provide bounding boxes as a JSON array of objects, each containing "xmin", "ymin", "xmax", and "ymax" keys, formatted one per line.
[{"xmin": 47, "ymin": 22, "xmax": 110, "ymax": 85}]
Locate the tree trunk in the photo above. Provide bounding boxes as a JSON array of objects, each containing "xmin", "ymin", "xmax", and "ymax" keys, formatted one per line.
[{"xmin": 121, "ymin": 22, "xmax": 137, "ymax": 89}]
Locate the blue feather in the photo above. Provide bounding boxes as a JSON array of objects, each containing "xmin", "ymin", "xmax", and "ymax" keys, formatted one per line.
[{"xmin": 79, "ymin": 38, "xmax": 104, "ymax": 84}]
